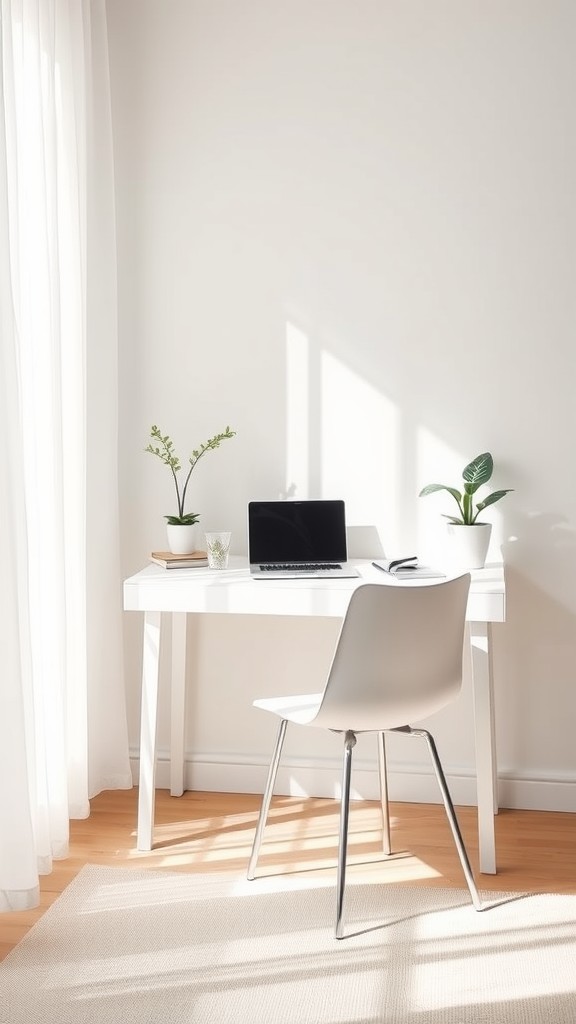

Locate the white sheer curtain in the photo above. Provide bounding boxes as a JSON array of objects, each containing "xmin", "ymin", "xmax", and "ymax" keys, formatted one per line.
[{"xmin": 0, "ymin": 0, "xmax": 131, "ymax": 911}]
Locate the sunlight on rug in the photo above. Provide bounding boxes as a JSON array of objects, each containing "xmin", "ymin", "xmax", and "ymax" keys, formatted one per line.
[{"xmin": 1, "ymin": 865, "xmax": 575, "ymax": 1023}]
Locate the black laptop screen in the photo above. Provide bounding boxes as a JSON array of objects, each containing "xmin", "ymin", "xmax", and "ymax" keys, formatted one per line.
[{"xmin": 248, "ymin": 500, "xmax": 348, "ymax": 563}]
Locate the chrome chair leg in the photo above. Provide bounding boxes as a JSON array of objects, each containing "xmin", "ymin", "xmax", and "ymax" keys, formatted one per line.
[
  {"xmin": 335, "ymin": 730, "xmax": 356, "ymax": 939},
  {"xmin": 409, "ymin": 727, "xmax": 482, "ymax": 911},
  {"xmin": 247, "ymin": 717, "xmax": 288, "ymax": 880},
  {"xmin": 377, "ymin": 731, "xmax": 391, "ymax": 855}
]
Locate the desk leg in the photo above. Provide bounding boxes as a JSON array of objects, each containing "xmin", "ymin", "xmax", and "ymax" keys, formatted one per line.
[
  {"xmin": 470, "ymin": 621, "xmax": 498, "ymax": 874},
  {"xmin": 170, "ymin": 612, "xmax": 187, "ymax": 797},
  {"xmin": 137, "ymin": 610, "xmax": 161, "ymax": 851}
]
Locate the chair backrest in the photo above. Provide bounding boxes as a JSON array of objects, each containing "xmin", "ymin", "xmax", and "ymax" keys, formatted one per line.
[{"xmin": 311, "ymin": 575, "xmax": 471, "ymax": 733}]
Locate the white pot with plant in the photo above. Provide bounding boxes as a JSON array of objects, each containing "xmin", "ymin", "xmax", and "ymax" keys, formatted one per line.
[
  {"xmin": 419, "ymin": 452, "xmax": 512, "ymax": 569},
  {"xmin": 145, "ymin": 424, "xmax": 236, "ymax": 554}
]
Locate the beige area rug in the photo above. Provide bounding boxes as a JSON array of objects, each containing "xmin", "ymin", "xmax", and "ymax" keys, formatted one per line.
[{"xmin": 1, "ymin": 865, "xmax": 575, "ymax": 1024}]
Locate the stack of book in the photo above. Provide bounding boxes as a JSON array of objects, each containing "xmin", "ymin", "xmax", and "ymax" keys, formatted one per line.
[{"xmin": 150, "ymin": 550, "xmax": 209, "ymax": 569}]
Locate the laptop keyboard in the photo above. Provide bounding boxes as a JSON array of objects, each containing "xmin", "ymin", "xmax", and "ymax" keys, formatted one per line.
[{"xmin": 259, "ymin": 563, "xmax": 342, "ymax": 571}]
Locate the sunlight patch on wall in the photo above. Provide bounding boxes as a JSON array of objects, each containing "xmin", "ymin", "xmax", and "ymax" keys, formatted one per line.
[
  {"xmin": 321, "ymin": 350, "xmax": 399, "ymax": 547},
  {"xmin": 416, "ymin": 433, "xmax": 461, "ymax": 557},
  {"xmin": 285, "ymin": 322, "xmax": 309, "ymax": 498}
]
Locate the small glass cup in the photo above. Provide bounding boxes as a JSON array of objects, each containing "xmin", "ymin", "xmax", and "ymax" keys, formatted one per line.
[{"xmin": 204, "ymin": 531, "xmax": 232, "ymax": 570}]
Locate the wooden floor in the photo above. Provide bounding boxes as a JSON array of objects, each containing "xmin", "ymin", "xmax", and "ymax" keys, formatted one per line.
[{"xmin": 1, "ymin": 788, "xmax": 575, "ymax": 960}]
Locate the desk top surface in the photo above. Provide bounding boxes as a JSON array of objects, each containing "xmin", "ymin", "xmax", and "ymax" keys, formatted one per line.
[{"xmin": 124, "ymin": 558, "xmax": 505, "ymax": 622}]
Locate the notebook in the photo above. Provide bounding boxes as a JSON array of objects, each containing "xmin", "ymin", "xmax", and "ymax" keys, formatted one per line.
[{"xmin": 248, "ymin": 499, "xmax": 359, "ymax": 579}]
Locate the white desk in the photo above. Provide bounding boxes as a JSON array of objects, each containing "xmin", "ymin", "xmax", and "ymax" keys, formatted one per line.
[{"xmin": 124, "ymin": 558, "xmax": 505, "ymax": 872}]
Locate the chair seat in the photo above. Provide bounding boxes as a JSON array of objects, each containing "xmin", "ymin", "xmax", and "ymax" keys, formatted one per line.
[{"xmin": 253, "ymin": 693, "xmax": 323, "ymax": 725}]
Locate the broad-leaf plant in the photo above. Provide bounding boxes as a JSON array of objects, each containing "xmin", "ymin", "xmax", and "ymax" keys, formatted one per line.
[{"xmin": 419, "ymin": 452, "xmax": 512, "ymax": 525}]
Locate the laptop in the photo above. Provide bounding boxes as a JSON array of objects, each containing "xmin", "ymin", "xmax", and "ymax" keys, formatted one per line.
[{"xmin": 248, "ymin": 499, "xmax": 359, "ymax": 578}]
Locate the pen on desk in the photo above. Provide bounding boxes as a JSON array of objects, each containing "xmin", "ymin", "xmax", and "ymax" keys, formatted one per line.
[
  {"xmin": 388, "ymin": 556, "xmax": 418, "ymax": 571},
  {"xmin": 372, "ymin": 557, "xmax": 418, "ymax": 574}
]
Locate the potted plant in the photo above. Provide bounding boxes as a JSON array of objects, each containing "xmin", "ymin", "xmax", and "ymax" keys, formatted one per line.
[
  {"xmin": 145, "ymin": 424, "xmax": 236, "ymax": 553},
  {"xmin": 419, "ymin": 452, "xmax": 512, "ymax": 568}
]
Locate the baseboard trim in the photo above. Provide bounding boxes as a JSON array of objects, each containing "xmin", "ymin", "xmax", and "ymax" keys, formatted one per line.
[{"xmin": 129, "ymin": 751, "xmax": 575, "ymax": 813}]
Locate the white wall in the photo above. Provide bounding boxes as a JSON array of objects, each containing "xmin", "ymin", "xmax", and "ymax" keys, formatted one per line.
[{"xmin": 107, "ymin": 0, "xmax": 576, "ymax": 810}]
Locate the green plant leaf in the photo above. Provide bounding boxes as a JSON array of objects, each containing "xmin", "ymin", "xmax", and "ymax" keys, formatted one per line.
[
  {"xmin": 475, "ymin": 489, "xmax": 513, "ymax": 512},
  {"xmin": 463, "ymin": 452, "xmax": 493, "ymax": 487},
  {"xmin": 419, "ymin": 484, "xmax": 465, "ymax": 523},
  {"xmin": 164, "ymin": 513, "xmax": 200, "ymax": 525},
  {"xmin": 418, "ymin": 484, "xmax": 461, "ymax": 501}
]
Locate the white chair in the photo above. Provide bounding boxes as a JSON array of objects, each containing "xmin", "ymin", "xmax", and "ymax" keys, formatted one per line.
[{"xmin": 247, "ymin": 575, "xmax": 481, "ymax": 938}]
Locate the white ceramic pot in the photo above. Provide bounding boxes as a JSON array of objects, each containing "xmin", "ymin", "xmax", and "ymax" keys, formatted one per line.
[
  {"xmin": 445, "ymin": 523, "xmax": 492, "ymax": 570},
  {"xmin": 166, "ymin": 523, "xmax": 198, "ymax": 555}
]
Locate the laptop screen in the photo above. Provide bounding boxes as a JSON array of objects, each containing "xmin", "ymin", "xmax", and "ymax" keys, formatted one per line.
[{"xmin": 248, "ymin": 500, "xmax": 348, "ymax": 564}]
